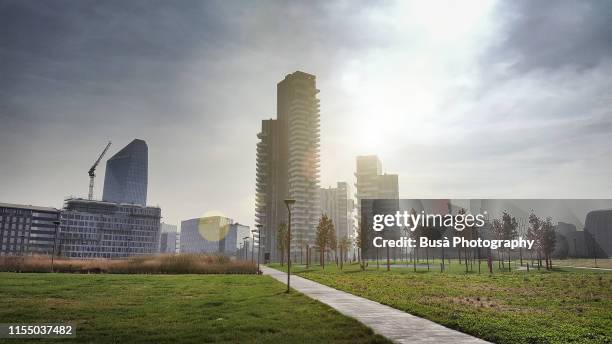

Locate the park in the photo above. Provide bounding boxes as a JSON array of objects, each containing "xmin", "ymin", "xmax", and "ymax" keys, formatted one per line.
[{"xmin": 1, "ymin": 254, "xmax": 610, "ymax": 343}]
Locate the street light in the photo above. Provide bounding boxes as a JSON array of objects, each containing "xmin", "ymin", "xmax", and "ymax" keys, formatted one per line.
[
  {"xmin": 243, "ymin": 236, "xmax": 250, "ymax": 261},
  {"xmin": 51, "ymin": 220, "xmax": 61, "ymax": 273},
  {"xmin": 284, "ymin": 198, "xmax": 296, "ymax": 293},
  {"xmin": 255, "ymin": 224, "xmax": 263, "ymax": 273}
]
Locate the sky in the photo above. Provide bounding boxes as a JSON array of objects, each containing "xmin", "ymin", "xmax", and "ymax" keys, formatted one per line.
[{"xmin": 1, "ymin": 0, "xmax": 611, "ymax": 230}]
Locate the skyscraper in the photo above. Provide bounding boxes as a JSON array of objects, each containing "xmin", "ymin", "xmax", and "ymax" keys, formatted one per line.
[
  {"xmin": 255, "ymin": 71, "xmax": 321, "ymax": 261},
  {"xmin": 255, "ymin": 119, "xmax": 282, "ymax": 260},
  {"xmin": 102, "ymin": 139, "xmax": 148, "ymax": 205}
]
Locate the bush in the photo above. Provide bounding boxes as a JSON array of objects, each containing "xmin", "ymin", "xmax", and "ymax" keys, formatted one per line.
[{"xmin": 0, "ymin": 254, "xmax": 257, "ymax": 274}]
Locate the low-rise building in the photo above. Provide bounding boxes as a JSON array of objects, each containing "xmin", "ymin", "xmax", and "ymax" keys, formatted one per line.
[
  {"xmin": 180, "ymin": 216, "xmax": 250, "ymax": 256},
  {"xmin": 159, "ymin": 223, "xmax": 179, "ymax": 254},
  {"xmin": 59, "ymin": 198, "xmax": 161, "ymax": 259},
  {"xmin": 0, "ymin": 203, "xmax": 60, "ymax": 256}
]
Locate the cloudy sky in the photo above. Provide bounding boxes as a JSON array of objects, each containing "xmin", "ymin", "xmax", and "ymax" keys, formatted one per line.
[{"xmin": 1, "ymin": 0, "xmax": 611, "ymax": 229}]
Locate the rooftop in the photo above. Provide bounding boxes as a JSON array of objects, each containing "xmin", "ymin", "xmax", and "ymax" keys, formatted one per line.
[{"xmin": 0, "ymin": 202, "xmax": 59, "ymax": 213}]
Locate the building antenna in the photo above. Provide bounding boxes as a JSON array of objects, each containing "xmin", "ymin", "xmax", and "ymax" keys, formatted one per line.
[{"xmin": 88, "ymin": 141, "xmax": 112, "ymax": 200}]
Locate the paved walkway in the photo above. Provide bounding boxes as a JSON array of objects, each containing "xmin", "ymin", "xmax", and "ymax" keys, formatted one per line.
[{"xmin": 261, "ymin": 266, "xmax": 489, "ymax": 344}]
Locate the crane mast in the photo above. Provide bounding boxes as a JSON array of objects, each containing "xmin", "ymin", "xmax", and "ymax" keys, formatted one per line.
[{"xmin": 88, "ymin": 141, "xmax": 112, "ymax": 200}]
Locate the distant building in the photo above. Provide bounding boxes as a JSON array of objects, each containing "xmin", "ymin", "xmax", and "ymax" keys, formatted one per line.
[
  {"xmin": 255, "ymin": 71, "xmax": 321, "ymax": 262},
  {"xmin": 320, "ymin": 182, "xmax": 355, "ymax": 241},
  {"xmin": 553, "ymin": 222, "xmax": 588, "ymax": 258},
  {"xmin": 159, "ymin": 223, "xmax": 179, "ymax": 254},
  {"xmin": 0, "ymin": 203, "xmax": 60, "ymax": 256},
  {"xmin": 355, "ymin": 156, "xmax": 399, "ymax": 260},
  {"xmin": 355, "ymin": 155, "xmax": 399, "ymax": 218},
  {"xmin": 180, "ymin": 216, "xmax": 250, "ymax": 256},
  {"xmin": 102, "ymin": 139, "xmax": 148, "ymax": 205},
  {"xmin": 584, "ymin": 209, "xmax": 612, "ymax": 258},
  {"xmin": 59, "ymin": 198, "xmax": 161, "ymax": 259}
]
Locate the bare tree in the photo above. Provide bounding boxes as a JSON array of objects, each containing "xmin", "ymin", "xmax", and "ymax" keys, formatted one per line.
[
  {"xmin": 528, "ymin": 212, "xmax": 543, "ymax": 269},
  {"xmin": 501, "ymin": 211, "xmax": 518, "ymax": 272},
  {"xmin": 541, "ymin": 217, "xmax": 556, "ymax": 270},
  {"xmin": 339, "ymin": 236, "xmax": 350, "ymax": 270}
]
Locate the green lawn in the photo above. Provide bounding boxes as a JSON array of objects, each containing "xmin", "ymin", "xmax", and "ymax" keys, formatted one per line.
[
  {"xmin": 0, "ymin": 273, "xmax": 389, "ymax": 344},
  {"xmin": 270, "ymin": 262, "xmax": 612, "ymax": 344}
]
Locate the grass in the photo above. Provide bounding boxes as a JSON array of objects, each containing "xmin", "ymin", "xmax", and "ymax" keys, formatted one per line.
[
  {"xmin": 0, "ymin": 272, "xmax": 389, "ymax": 343},
  {"xmin": 552, "ymin": 258, "xmax": 612, "ymax": 269},
  {"xmin": 270, "ymin": 262, "xmax": 612, "ymax": 344},
  {"xmin": 0, "ymin": 254, "xmax": 256, "ymax": 274}
]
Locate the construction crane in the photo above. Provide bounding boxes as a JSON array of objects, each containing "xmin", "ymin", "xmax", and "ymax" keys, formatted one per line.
[{"xmin": 88, "ymin": 141, "xmax": 112, "ymax": 200}]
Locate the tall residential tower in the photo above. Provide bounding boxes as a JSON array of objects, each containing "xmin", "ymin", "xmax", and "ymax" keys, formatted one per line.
[{"xmin": 255, "ymin": 71, "xmax": 321, "ymax": 261}]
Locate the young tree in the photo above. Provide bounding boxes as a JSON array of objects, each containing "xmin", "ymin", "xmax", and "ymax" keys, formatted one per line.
[
  {"xmin": 297, "ymin": 232, "xmax": 305, "ymax": 265},
  {"xmin": 457, "ymin": 208, "xmax": 471, "ymax": 273},
  {"xmin": 528, "ymin": 212, "xmax": 543, "ymax": 268},
  {"xmin": 327, "ymin": 223, "xmax": 337, "ymax": 265},
  {"xmin": 492, "ymin": 217, "xmax": 504, "ymax": 270},
  {"xmin": 408, "ymin": 209, "xmax": 424, "ymax": 271},
  {"xmin": 541, "ymin": 217, "xmax": 556, "ymax": 270},
  {"xmin": 277, "ymin": 222, "xmax": 287, "ymax": 266},
  {"xmin": 501, "ymin": 211, "xmax": 518, "ymax": 272},
  {"xmin": 355, "ymin": 220, "xmax": 364, "ymax": 270},
  {"xmin": 338, "ymin": 236, "xmax": 350, "ymax": 270},
  {"xmin": 315, "ymin": 214, "xmax": 332, "ymax": 269}
]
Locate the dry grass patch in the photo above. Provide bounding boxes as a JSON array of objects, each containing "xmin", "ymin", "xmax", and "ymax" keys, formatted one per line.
[{"xmin": 0, "ymin": 254, "xmax": 257, "ymax": 274}]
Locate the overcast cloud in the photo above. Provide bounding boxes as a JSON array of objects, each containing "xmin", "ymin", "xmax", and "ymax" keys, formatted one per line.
[{"xmin": 1, "ymin": 0, "xmax": 611, "ymax": 229}]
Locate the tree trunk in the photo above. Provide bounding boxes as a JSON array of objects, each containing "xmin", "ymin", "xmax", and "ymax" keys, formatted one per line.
[
  {"xmin": 458, "ymin": 247, "xmax": 462, "ymax": 264},
  {"xmin": 386, "ymin": 246, "xmax": 390, "ymax": 271},
  {"xmin": 508, "ymin": 249, "xmax": 511, "ymax": 272},
  {"xmin": 320, "ymin": 249, "xmax": 325, "ymax": 269}
]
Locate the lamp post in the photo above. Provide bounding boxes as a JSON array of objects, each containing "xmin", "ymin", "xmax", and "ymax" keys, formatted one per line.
[
  {"xmin": 251, "ymin": 236, "xmax": 255, "ymax": 263},
  {"xmin": 243, "ymin": 236, "xmax": 250, "ymax": 260},
  {"xmin": 284, "ymin": 199, "xmax": 296, "ymax": 293},
  {"xmin": 256, "ymin": 224, "xmax": 262, "ymax": 273},
  {"xmin": 51, "ymin": 220, "xmax": 60, "ymax": 273}
]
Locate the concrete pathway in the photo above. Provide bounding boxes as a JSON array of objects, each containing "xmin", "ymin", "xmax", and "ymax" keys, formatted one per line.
[
  {"xmin": 261, "ymin": 266, "xmax": 490, "ymax": 344},
  {"xmin": 556, "ymin": 265, "xmax": 612, "ymax": 271}
]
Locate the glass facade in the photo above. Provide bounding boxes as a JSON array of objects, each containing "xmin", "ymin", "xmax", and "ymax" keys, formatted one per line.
[
  {"xmin": 60, "ymin": 198, "xmax": 161, "ymax": 259},
  {"xmin": 102, "ymin": 139, "xmax": 148, "ymax": 205}
]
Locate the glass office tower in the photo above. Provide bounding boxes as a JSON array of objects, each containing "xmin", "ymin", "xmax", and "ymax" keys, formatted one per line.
[{"xmin": 102, "ymin": 139, "xmax": 148, "ymax": 205}]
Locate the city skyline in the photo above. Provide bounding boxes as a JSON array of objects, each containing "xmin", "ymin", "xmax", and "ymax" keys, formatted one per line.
[{"xmin": 2, "ymin": 0, "xmax": 612, "ymax": 231}]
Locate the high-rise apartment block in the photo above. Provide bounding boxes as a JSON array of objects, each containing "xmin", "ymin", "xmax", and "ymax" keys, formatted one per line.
[
  {"xmin": 0, "ymin": 203, "xmax": 60, "ymax": 256},
  {"xmin": 255, "ymin": 71, "xmax": 321, "ymax": 261},
  {"xmin": 102, "ymin": 139, "xmax": 148, "ymax": 205}
]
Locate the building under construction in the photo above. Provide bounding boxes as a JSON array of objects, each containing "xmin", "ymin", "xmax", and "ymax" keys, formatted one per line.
[{"xmin": 59, "ymin": 198, "xmax": 160, "ymax": 259}]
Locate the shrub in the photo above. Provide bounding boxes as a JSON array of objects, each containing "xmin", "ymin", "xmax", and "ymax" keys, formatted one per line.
[{"xmin": 0, "ymin": 254, "xmax": 257, "ymax": 274}]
